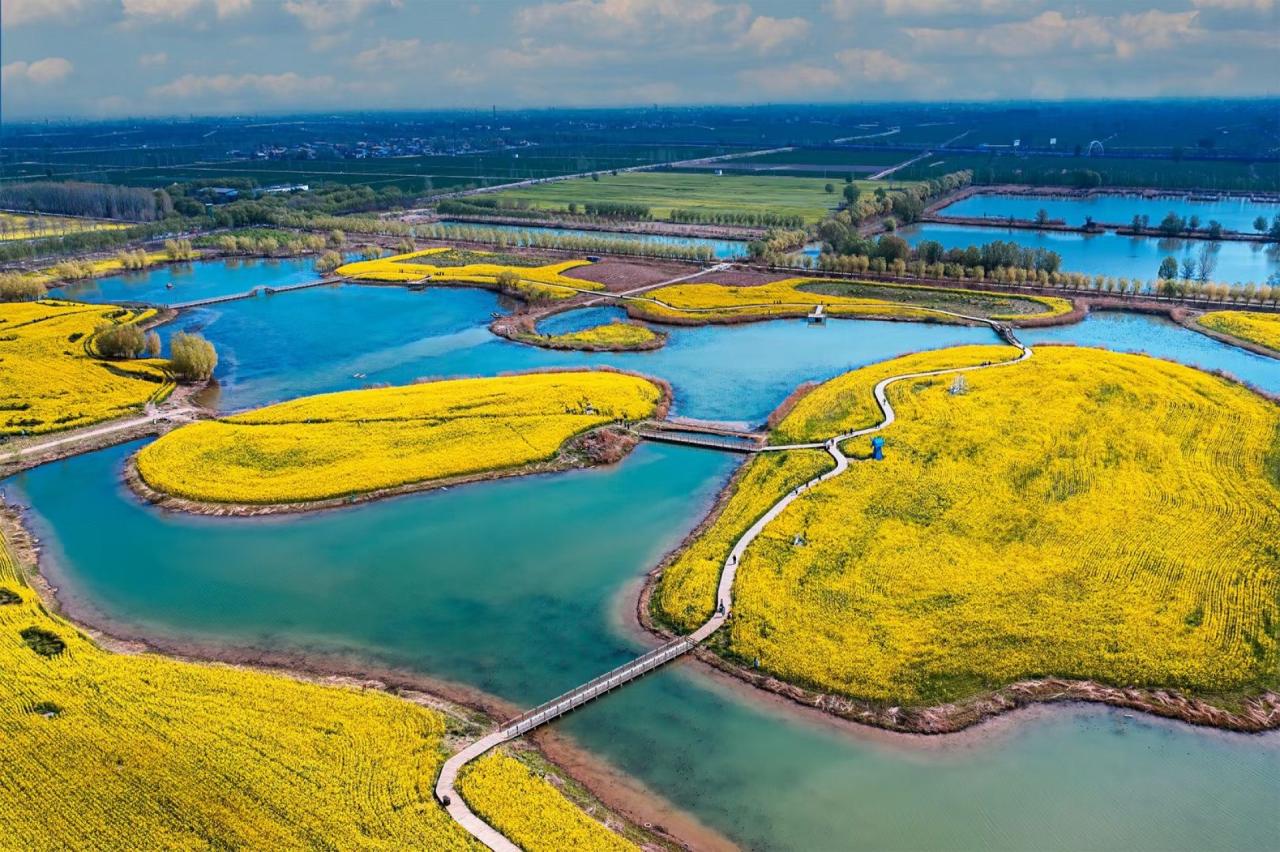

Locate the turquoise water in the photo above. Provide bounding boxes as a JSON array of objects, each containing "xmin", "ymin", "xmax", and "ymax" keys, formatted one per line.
[
  {"xmin": 903, "ymin": 222, "xmax": 1280, "ymax": 285},
  {"xmin": 12, "ymin": 265, "xmax": 1280, "ymax": 850},
  {"xmin": 175, "ymin": 284, "xmax": 994, "ymax": 422},
  {"xmin": 437, "ymin": 219, "xmax": 747, "ymax": 259},
  {"xmin": 535, "ymin": 306, "xmax": 630, "ymax": 335},
  {"xmin": 49, "ymin": 256, "xmax": 327, "ymax": 306},
  {"xmin": 940, "ymin": 192, "xmax": 1279, "ymax": 232}
]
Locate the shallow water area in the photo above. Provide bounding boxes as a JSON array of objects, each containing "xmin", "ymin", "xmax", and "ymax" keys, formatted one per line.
[
  {"xmin": 940, "ymin": 191, "xmax": 1279, "ymax": 233},
  {"xmin": 49, "ymin": 255, "xmax": 329, "ymax": 305},
  {"xmin": 903, "ymin": 221, "xmax": 1279, "ymax": 284}
]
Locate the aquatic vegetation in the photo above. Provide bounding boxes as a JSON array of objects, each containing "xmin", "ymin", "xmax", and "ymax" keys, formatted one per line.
[
  {"xmin": 137, "ymin": 371, "xmax": 663, "ymax": 505},
  {"xmin": 1196, "ymin": 310, "xmax": 1280, "ymax": 352},
  {"xmin": 0, "ymin": 533, "xmax": 479, "ymax": 849},
  {"xmin": 459, "ymin": 751, "xmax": 637, "ymax": 852},
  {"xmin": 337, "ymin": 248, "xmax": 600, "ymax": 300},
  {"xmin": 531, "ymin": 320, "xmax": 663, "ymax": 351},
  {"xmin": 635, "ymin": 277, "xmax": 1072, "ymax": 324},
  {"xmin": 675, "ymin": 346, "xmax": 1280, "ymax": 707},
  {"xmin": 0, "ymin": 300, "xmax": 172, "ymax": 436}
]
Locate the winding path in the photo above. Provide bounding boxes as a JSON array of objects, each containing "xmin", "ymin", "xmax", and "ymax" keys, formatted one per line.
[{"xmin": 435, "ymin": 313, "xmax": 1032, "ymax": 849}]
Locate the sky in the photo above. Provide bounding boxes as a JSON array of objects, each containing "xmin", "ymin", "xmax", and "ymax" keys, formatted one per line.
[{"xmin": 1, "ymin": 0, "xmax": 1276, "ymax": 119}]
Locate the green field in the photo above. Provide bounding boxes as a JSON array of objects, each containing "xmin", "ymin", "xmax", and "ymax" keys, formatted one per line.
[{"xmin": 487, "ymin": 171, "xmax": 888, "ymax": 223}]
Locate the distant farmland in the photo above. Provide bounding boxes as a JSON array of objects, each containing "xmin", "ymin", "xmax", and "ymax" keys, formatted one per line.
[{"xmin": 486, "ymin": 171, "xmax": 885, "ymax": 223}]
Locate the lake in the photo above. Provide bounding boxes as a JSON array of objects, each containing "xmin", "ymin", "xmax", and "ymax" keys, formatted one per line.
[
  {"xmin": 10, "ymin": 265, "xmax": 1280, "ymax": 851},
  {"xmin": 939, "ymin": 191, "xmax": 1279, "ymax": 232}
]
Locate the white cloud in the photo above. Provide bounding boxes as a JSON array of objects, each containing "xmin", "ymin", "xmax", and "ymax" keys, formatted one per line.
[
  {"xmin": 138, "ymin": 52, "xmax": 169, "ymax": 67},
  {"xmin": 1, "ymin": 0, "xmax": 93, "ymax": 27},
  {"xmin": 122, "ymin": 0, "xmax": 203, "ymax": 20},
  {"xmin": 823, "ymin": 0, "xmax": 858, "ymax": 21},
  {"xmin": 518, "ymin": 0, "xmax": 738, "ymax": 42},
  {"xmin": 214, "ymin": 0, "xmax": 254, "ymax": 16},
  {"xmin": 736, "ymin": 16, "xmax": 811, "ymax": 53},
  {"xmin": 738, "ymin": 62, "xmax": 842, "ymax": 95},
  {"xmin": 149, "ymin": 71, "xmax": 335, "ymax": 100},
  {"xmin": 352, "ymin": 37, "xmax": 422, "ymax": 68},
  {"xmin": 490, "ymin": 42, "xmax": 613, "ymax": 70},
  {"xmin": 1192, "ymin": 0, "xmax": 1273, "ymax": 8},
  {"xmin": 283, "ymin": 0, "xmax": 402, "ymax": 31},
  {"xmin": 906, "ymin": 10, "xmax": 1200, "ymax": 59},
  {"xmin": 835, "ymin": 47, "xmax": 918, "ymax": 82},
  {"xmin": 882, "ymin": 0, "xmax": 1026, "ymax": 14},
  {"xmin": 2, "ymin": 57, "xmax": 75, "ymax": 86}
]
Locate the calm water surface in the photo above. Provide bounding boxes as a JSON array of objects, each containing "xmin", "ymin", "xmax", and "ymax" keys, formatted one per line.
[
  {"xmin": 12, "ymin": 269, "xmax": 1280, "ymax": 851},
  {"xmin": 49, "ymin": 256, "xmax": 328, "ymax": 305},
  {"xmin": 940, "ymin": 192, "xmax": 1279, "ymax": 232},
  {"xmin": 903, "ymin": 222, "xmax": 1279, "ymax": 285}
]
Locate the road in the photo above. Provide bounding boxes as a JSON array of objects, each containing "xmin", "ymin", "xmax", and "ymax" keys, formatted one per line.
[{"xmin": 4, "ymin": 405, "xmax": 196, "ymax": 460}]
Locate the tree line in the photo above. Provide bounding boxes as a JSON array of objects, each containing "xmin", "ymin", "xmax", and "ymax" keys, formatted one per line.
[{"xmin": 0, "ymin": 181, "xmax": 173, "ymax": 221}]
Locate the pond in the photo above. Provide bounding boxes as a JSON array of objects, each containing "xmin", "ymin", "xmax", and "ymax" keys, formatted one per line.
[
  {"xmin": 902, "ymin": 221, "xmax": 1279, "ymax": 285},
  {"xmin": 437, "ymin": 219, "xmax": 748, "ymax": 259},
  {"xmin": 49, "ymin": 255, "xmax": 330, "ymax": 306},
  {"xmin": 11, "ymin": 267, "xmax": 1280, "ymax": 851},
  {"xmin": 939, "ymin": 191, "xmax": 1279, "ymax": 233}
]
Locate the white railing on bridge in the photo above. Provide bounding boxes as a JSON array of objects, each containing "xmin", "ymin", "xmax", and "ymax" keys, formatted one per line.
[{"xmin": 501, "ymin": 637, "xmax": 694, "ymax": 737}]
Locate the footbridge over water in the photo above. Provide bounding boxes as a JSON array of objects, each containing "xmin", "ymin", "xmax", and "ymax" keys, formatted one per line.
[{"xmin": 630, "ymin": 420, "xmax": 766, "ymax": 453}]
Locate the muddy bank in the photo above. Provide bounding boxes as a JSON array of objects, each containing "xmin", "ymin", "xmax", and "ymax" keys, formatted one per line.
[{"xmin": 491, "ymin": 309, "xmax": 667, "ymax": 352}]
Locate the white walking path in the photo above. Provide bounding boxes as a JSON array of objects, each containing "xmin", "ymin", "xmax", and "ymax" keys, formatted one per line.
[
  {"xmin": 4, "ymin": 406, "xmax": 197, "ymax": 460},
  {"xmin": 435, "ymin": 312, "xmax": 1032, "ymax": 849}
]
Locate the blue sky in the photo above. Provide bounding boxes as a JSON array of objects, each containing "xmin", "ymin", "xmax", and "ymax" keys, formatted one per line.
[{"xmin": 1, "ymin": 0, "xmax": 1276, "ymax": 118}]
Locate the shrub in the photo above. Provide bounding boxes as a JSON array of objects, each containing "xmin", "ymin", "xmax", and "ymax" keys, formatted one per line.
[
  {"xmin": 0, "ymin": 587, "xmax": 20, "ymax": 605},
  {"xmin": 0, "ymin": 274, "xmax": 45, "ymax": 302},
  {"xmin": 315, "ymin": 250, "xmax": 344, "ymax": 273},
  {"xmin": 169, "ymin": 332, "xmax": 217, "ymax": 382},
  {"xmin": 94, "ymin": 322, "xmax": 146, "ymax": 358},
  {"xmin": 20, "ymin": 626, "xmax": 66, "ymax": 658}
]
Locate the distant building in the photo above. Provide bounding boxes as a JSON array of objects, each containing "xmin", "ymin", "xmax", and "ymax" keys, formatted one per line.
[{"xmin": 261, "ymin": 183, "xmax": 309, "ymax": 194}]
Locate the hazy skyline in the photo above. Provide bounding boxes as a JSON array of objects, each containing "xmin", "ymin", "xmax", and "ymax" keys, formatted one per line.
[{"xmin": 2, "ymin": 0, "xmax": 1277, "ymax": 119}]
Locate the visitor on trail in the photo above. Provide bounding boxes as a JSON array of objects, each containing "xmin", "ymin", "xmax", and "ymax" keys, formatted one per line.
[{"xmin": 871, "ymin": 436, "xmax": 885, "ymax": 461}]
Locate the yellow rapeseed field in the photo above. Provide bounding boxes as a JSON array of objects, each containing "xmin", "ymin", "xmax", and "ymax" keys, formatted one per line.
[
  {"xmin": 337, "ymin": 248, "xmax": 601, "ymax": 300},
  {"xmin": 459, "ymin": 751, "xmax": 637, "ymax": 852},
  {"xmin": 655, "ymin": 345, "xmax": 1017, "ymax": 631},
  {"xmin": 679, "ymin": 346, "xmax": 1280, "ymax": 707},
  {"xmin": 1197, "ymin": 310, "xmax": 1280, "ymax": 352},
  {"xmin": 0, "ymin": 300, "xmax": 172, "ymax": 436},
  {"xmin": 542, "ymin": 321, "xmax": 661, "ymax": 350},
  {"xmin": 137, "ymin": 371, "xmax": 663, "ymax": 504},
  {"xmin": 0, "ymin": 212, "xmax": 127, "ymax": 242},
  {"xmin": 635, "ymin": 278, "xmax": 1072, "ymax": 324},
  {"xmin": 0, "ymin": 533, "xmax": 479, "ymax": 849}
]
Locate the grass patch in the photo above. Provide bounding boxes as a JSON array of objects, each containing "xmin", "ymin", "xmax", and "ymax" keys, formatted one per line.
[{"xmin": 20, "ymin": 626, "xmax": 67, "ymax": 657}]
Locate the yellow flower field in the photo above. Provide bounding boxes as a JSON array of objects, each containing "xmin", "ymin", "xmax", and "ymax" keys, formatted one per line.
[
  {"xmin": 536, "ymin": 320, "xmax": 662, "ymax": 350},
  {"xmin": 658, "ymin": 346, "xmax": 1280, "ymax": 708},
  {"xmin": 137, "ymin": 371, "xmax": 663, "ymax": 505},
  {"xmin": 0, "ymin": 300, "xmax": 172, "ymax": 436},
  {"xmin": 0, "ymin": 533, "xmax": 479, "ymax": 849},
  {"xmin": 337, "ymin": 248, "xmax": 601, "ymax": 300},
  {"xmin": 634, "ymin": 277, "xmax": 1073, "ymax": 324},
  {"xmin": 459, "ymin": 751, "xmax": 637, "ymax": 852},
  {"xmin": 0, "ymin": 212, "xmax": 127, "ymax": 242},
  {"xmin": 1196, "ymin": 310, "xmax": 1280, "ymax": 352}
]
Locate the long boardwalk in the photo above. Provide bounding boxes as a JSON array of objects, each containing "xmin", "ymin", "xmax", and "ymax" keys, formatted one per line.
[
  {"xmin": 170, "ymin": 276, "xmax": 340, "ymax": 309},
  {"xmin": 435, "ymin": 315, "xmax": 1032, "ymax": 849}
]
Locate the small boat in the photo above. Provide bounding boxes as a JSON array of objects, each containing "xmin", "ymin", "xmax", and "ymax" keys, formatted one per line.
[
  {"xmin": 165, "ymin": 283, "xmax": 174, "ymax": 290},
  {"xmin": 352, "ymin": 372, "xmax": 367, "ymax": 379}
]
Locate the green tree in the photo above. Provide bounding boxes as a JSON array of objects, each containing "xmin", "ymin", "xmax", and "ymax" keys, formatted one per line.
[
  {"xmin": 843, "ymin": 184, "xmax": 860, "ymax": 204},
  {"xmin": 169, "ymin": 332, "xmax": 218, "ymax": 382},
  {"xmin": 1158, "ymin": 256, "xmax": 1178, "ymax": 280},
  {"xmin": 94, "ymin": 322, "xmax": 145, "ymax": 358},
  {"xmin": 1253, "ymin": 215, "xmax": 1268, "ymax": 233},
  {"xmin": 1035, "ymin": 208, "xmax": 1049, "ymax": 226},
  {"xmin": 824, "ymin": 183, "xmax": 835, "ymax": 194}
]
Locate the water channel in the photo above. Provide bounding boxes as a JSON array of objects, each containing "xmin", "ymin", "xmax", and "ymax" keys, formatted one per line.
[{"xmin": 9, "ymin": 260, "xmax": 1279, "ymax": 851}]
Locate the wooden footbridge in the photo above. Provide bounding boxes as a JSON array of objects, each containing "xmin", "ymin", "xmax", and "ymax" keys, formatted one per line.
[
  {"xmin": 630, "ymin": 420, "xmax": 766, "ymax": 453},
  {"xmin": 170, "ymin": 276, "xmax": 341, "ymax": 309}
]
